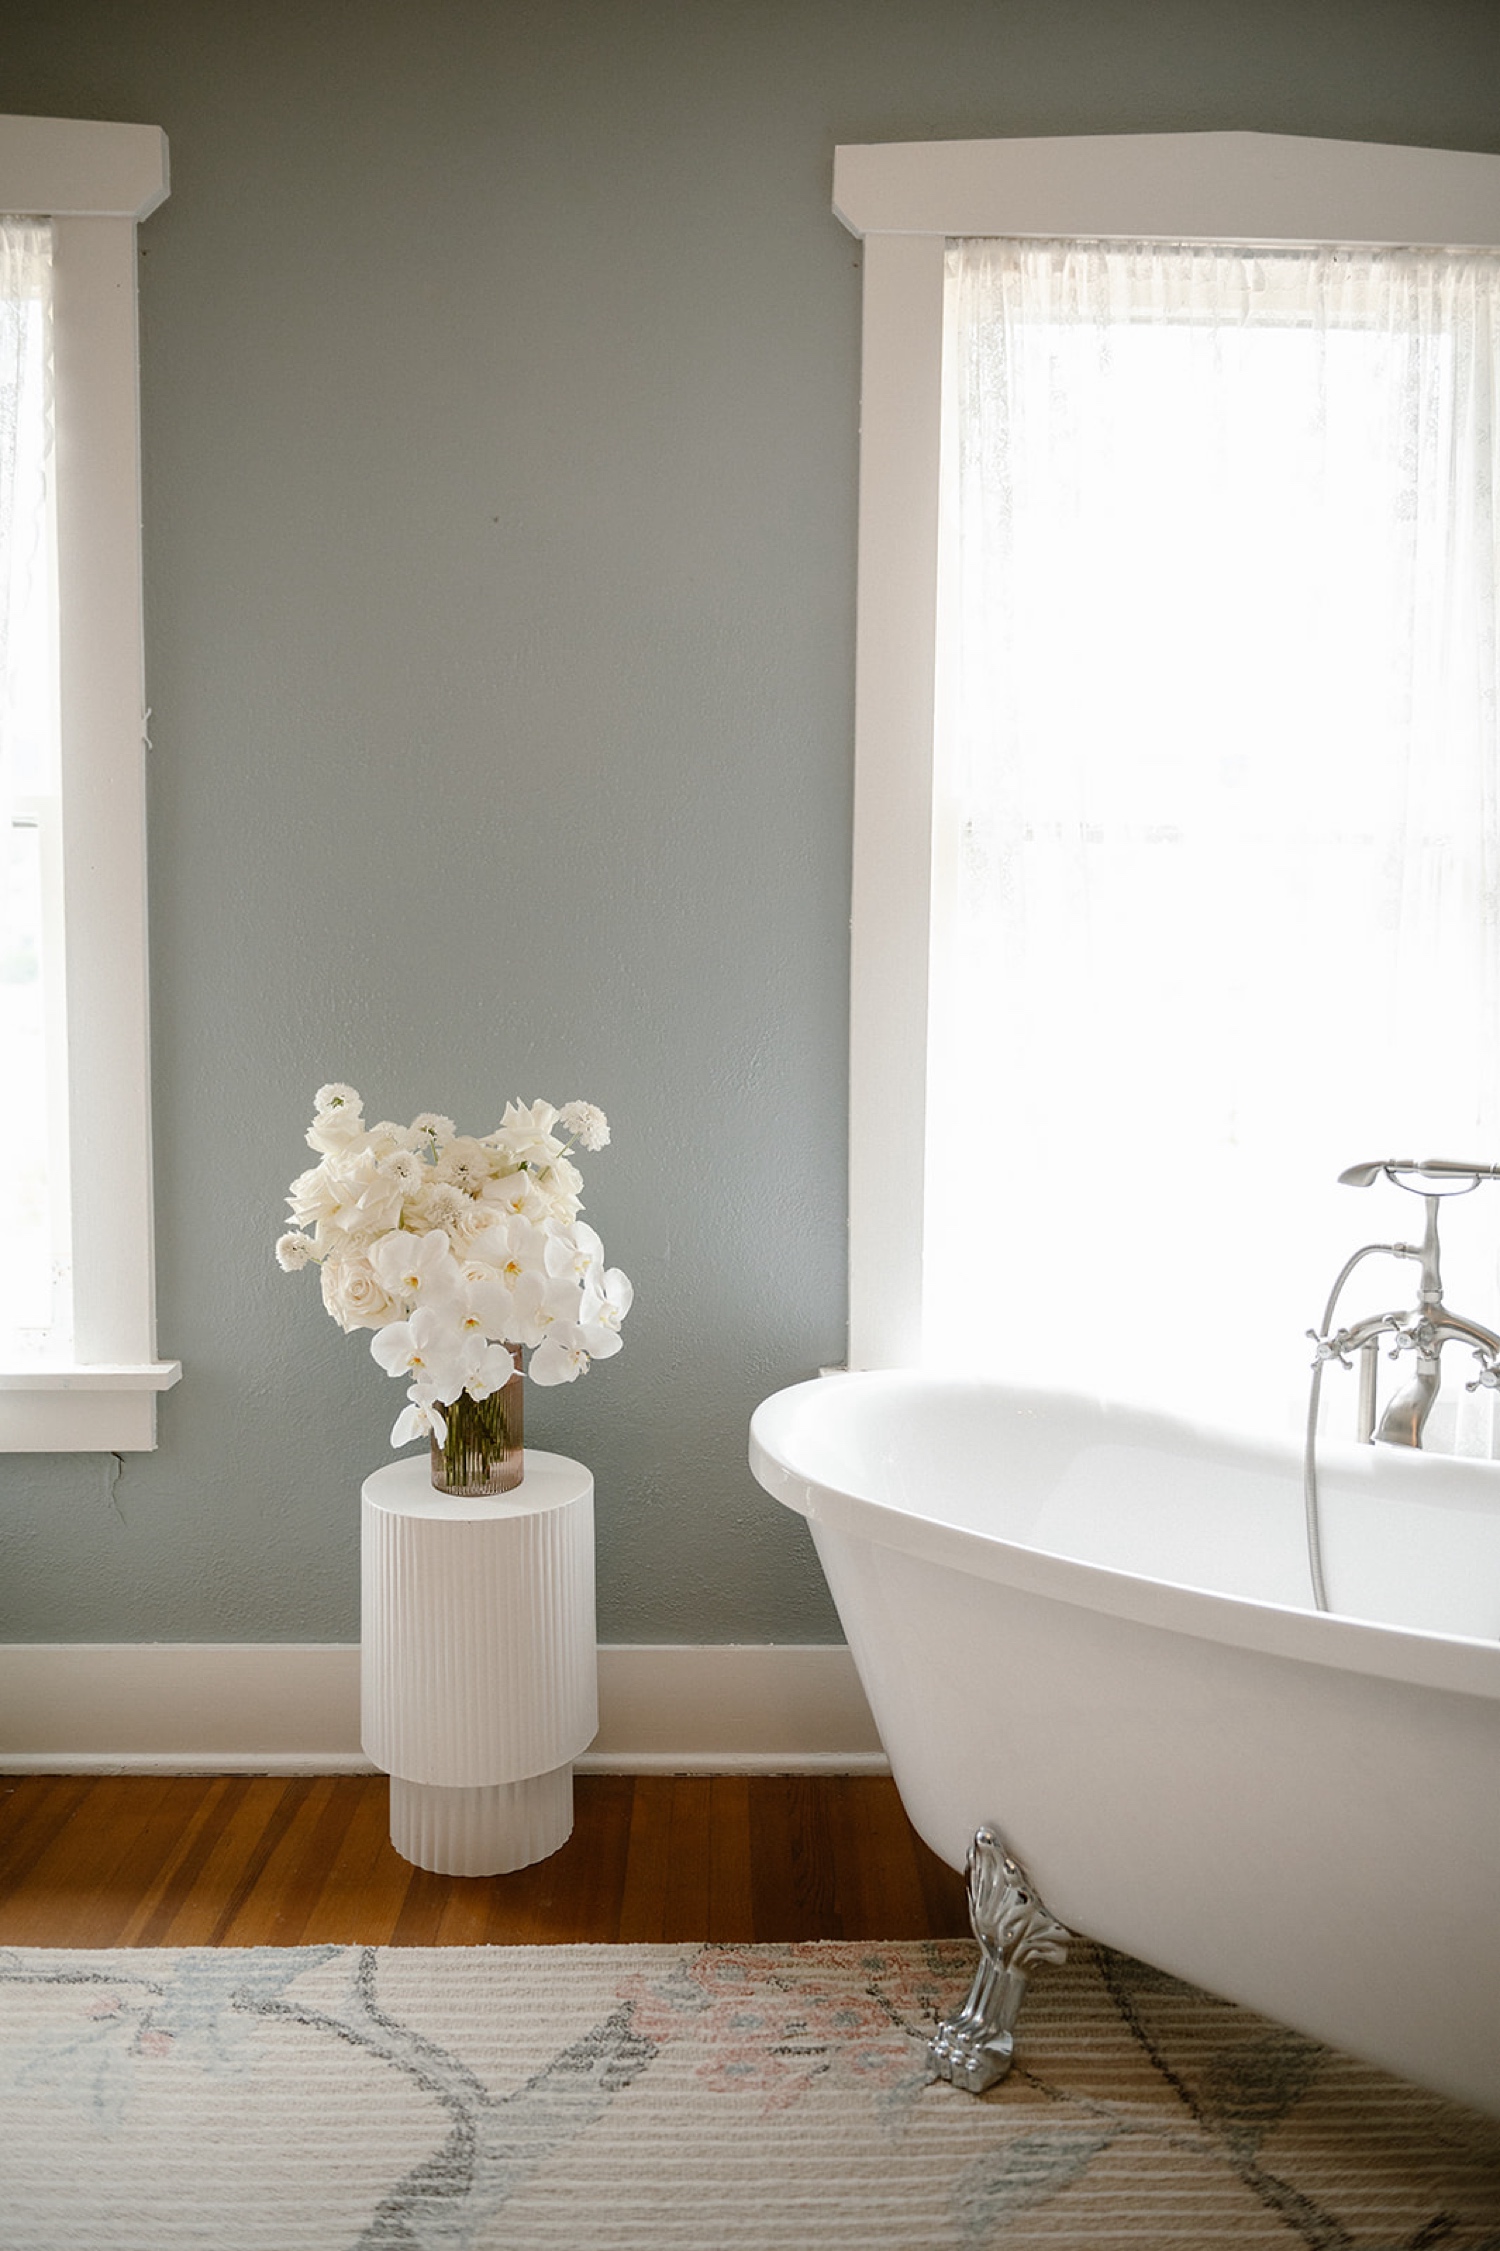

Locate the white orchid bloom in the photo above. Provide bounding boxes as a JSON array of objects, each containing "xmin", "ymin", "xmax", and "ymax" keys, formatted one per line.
[
  {"xmin": 486, "ymin": 1167, "xmax": 549, "ymax": 1223},
  {"xmin": 280, "ymin": 1088, "xmax": 628, "ymax": 1422},
  {"xmin": 578, "ymin": 1266, "xmax": 633, "ymax": 1358},
  {"xmin": 461, "ymin": 1339, "xmax": 520, "ymax": 1401},
  {"xmin": 505, "ymin": 1270, "xmax": 588, "ymax": 1352},
  {"xmin": 543, "ymin": 1218, "xmax": 604, "ymax": 1283},
  {"xmin": 529, "ymin": 1323, "xmax": 592, "ymax": 1386},
  {"xmin": 456, "ymin": 1269, "xmax": 509, "ymax": 1343},
  {"xmin": 370, "ymin": 1302, "xmax": 468, "ymax": 1396},
  {"xmin": 369, "ymin": 1227, "xmax": 462, "ymax": 1306},
  {"xmin": 391, "ymin": 1390, "xmax": 448, "ymax": 1449},
  {"xmin": 455, "ymin": 1253, "xmax": 542, "ymax": 1347},
  {"xmin": 466, "ymin": 1208, "xmax": 543, "ymax": 1280}
]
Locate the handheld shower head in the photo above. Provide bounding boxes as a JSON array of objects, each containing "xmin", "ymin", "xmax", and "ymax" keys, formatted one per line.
[{"xmin": 1338, "ymin": 1158, "xmax": 1500, "ymax": 1191}]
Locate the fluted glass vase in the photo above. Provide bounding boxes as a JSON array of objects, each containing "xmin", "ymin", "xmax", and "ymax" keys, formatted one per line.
[{"xmin": 430, "ymin": 1351, "xmax": 523, "ymax": 1494}]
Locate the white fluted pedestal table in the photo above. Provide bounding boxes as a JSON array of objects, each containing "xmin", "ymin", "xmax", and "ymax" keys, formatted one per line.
[{"xmin": 361, "ymin": 1452, "xmax": 597, "ymax": 1877}]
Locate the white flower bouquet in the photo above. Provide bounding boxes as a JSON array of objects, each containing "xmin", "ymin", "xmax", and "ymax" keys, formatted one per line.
[{"xmin": 277, "ymin": 1084, "xmax": 631, "ymax": 1477}]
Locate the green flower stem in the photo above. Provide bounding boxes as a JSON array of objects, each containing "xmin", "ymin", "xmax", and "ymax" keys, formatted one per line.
[{"xmin": 432, "ymin": 1357, "xmax": 523, "ymax": 1494}]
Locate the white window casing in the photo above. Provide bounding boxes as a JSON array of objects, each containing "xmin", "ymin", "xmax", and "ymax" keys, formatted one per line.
[
  {"xmin": 0, "ymin": 115, "xmax": 177, "ymax": 1448},
  {"xmin": 836, "ymin": 132, "xmax": 1500, "ymax": 1373}
]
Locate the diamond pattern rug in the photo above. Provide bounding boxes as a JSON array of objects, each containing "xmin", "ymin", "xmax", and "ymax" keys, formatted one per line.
[{"xmin": 2, "ymin": 1939, "xmax": 1498, "ymax": 2247}]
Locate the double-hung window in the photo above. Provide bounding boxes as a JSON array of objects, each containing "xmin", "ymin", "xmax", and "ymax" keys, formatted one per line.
[
  {"xmin": 839, "ymin": 134, "xmax": 1500, "ymax": 1436},
  {"xmin": 0, "ymin": 114, "xmax": 178, "ymax": 1448}
]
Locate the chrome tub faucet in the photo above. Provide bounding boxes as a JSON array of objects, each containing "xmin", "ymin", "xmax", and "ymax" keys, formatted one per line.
[
  {"xmin": 1303, "ymin": 1160, "xmax": 1500, "ymax": 1613},
  {"xmin": 1310, "ymin": 1160, "xmax": 1500, "ymax": 1449}
]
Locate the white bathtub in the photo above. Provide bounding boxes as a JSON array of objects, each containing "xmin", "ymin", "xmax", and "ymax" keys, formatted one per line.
[{"xmin": 749, "ymin": 1371, "xmax": 1500, "ymax": 2115}]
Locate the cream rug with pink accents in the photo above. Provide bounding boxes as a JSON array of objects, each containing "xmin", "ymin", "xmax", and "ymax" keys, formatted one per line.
[{"xmin": 2, "ymin": 1939, "xmax": 1498, "ymax": 2248}]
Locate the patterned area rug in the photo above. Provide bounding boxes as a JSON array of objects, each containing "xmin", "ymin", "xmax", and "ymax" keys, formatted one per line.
[{"xmin": 3, "ymin": 1939, "xmax": 1499, "ymax": 2248}]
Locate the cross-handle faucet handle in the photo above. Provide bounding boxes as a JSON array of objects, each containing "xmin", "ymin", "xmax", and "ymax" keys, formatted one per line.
[
  {"xmin": 1464, "ymin": 1351, "xmax": 1500, "ymax": 1395},
  {"xmin": 1308, "ymin": 1327, "xmax": 1353, "ymax": 1369},
  {"xmin": 1388, "ymin": 1315, "xmax": 1440, "ymax": 1360}
]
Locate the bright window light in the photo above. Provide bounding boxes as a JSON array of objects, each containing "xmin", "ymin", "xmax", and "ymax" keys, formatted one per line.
[
  {"xmin": 927, "ymin": 239, "xmax": 1500, "ymax": 1433},
  {"xmin": 0, "ymin": 220, "xmax": 68, "ymax": 1355}
]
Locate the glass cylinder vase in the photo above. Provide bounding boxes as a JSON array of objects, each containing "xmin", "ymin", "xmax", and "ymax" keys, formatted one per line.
[{"xmin": 430, "ymin": 1351, "xmax": 524, "ymax": 1495}]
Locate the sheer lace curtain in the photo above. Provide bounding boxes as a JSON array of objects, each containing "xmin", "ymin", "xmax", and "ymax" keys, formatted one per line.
[
  {"xmin": 0, "ymin": 220, "xmax": 56, "ymax": 1344},
  {"xmin": 927, "ymin": 237, "xmax": 1500, "ymax": 1439},
  {"xmin": 0, "ymin": 219, "xmax": 52, "ymax": 821}
]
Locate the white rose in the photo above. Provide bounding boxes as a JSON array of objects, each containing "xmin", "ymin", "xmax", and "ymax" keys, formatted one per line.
[
  {"xmin": 287, "ymin": 1165, "xmax": 341, "ymax": 1228},
  {"xmin": 320, "ymin": 1255, "xmax": 400, "ymax": 1332}
]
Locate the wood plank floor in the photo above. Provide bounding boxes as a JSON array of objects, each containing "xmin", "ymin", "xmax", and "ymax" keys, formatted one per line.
[{"xmin": 0, "ymin": 1775, "xmax": 970, "ymax": 1949}]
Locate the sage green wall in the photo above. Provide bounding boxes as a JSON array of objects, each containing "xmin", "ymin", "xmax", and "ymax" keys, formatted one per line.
[{"xmin": 2, "ymin": 0, "xmax": 1498, "ymax": 1643}]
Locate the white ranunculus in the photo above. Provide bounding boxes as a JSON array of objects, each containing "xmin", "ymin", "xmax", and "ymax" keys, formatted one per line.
[
  {"xmin": 408, "ymin": 1181, "xmax": 471, "ymax": 1236},
  {"xmin": 435, "ymin": 1136, "xmax": 497, "ymax": 1197},
  {"xmin": 315, "ymin": 1082, "xmax": 361, "ymax": 1114},
  {"xmin": 320, "ymin": 1254, "xmax": 400, "ymax": 1332},
  {"xmin": 306, "ymin": 1085, "xmax": 368, "ymax": 1154},
  {"xmin": 410, "ymin": 1112, "xmax": 456, "ymax": 1150},
  {"xmin": 275, "ymin": 1231, "xmax": 317, "ymax": 1272},
  {"xmin": 366, "ymin": 1119, "xmax": 415, "ymax": 1156}
]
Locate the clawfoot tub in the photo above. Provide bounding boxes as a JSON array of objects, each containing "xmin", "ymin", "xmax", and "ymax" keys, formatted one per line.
[{"xmin": 749, "ymin": 1372, "xmax": 1500, "ymax": 2114}]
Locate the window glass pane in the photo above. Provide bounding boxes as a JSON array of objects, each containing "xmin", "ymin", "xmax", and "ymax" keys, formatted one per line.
[
  {"xmin": 930, "ymin": 240, "xmax": 1500, "ymax": 1436},
  {"xmin": 0, "ymin": 819, "xmax": 56, "ymax": 1334},
  {"xmin": 0, "ymin": 223, "xmax": 66, "ymax": 1353}
]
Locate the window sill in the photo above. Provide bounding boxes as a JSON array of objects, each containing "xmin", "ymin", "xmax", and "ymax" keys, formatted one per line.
[{"xmin": 0, "ymin": 1361, "xmax": 182, "ymax": 1451}]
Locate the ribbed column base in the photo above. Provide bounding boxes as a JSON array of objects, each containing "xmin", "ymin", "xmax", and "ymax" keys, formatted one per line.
[{"xmin": 388, "ymin": 1764, "xmax": 574, "ymax": 1876}]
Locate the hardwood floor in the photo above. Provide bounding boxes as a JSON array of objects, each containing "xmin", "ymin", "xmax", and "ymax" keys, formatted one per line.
[{"xmin": 0, "ymin": 1774, "xmax": 970, "ymax": 1949}]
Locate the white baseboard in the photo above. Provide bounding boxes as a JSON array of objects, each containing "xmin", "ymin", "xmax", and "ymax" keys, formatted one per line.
[{"xmin": 0, "ymin": 1642, "xmax": 888, "ymax": 1776}]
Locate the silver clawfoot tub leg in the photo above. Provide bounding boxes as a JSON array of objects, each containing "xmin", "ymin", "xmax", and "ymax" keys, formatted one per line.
[{"xmin": 928, "ymin": 1824, "xmax": 1071, "ymax": 2093}]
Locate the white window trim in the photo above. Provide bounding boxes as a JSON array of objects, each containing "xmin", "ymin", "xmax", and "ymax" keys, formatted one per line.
[
  {"xmin": 0, "ymin": 114, "xmax": 178, "ymax": 1448},
  {"xmin": 837, "ymin": 130, "xmax": 1500, "ymax": 1372}
]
